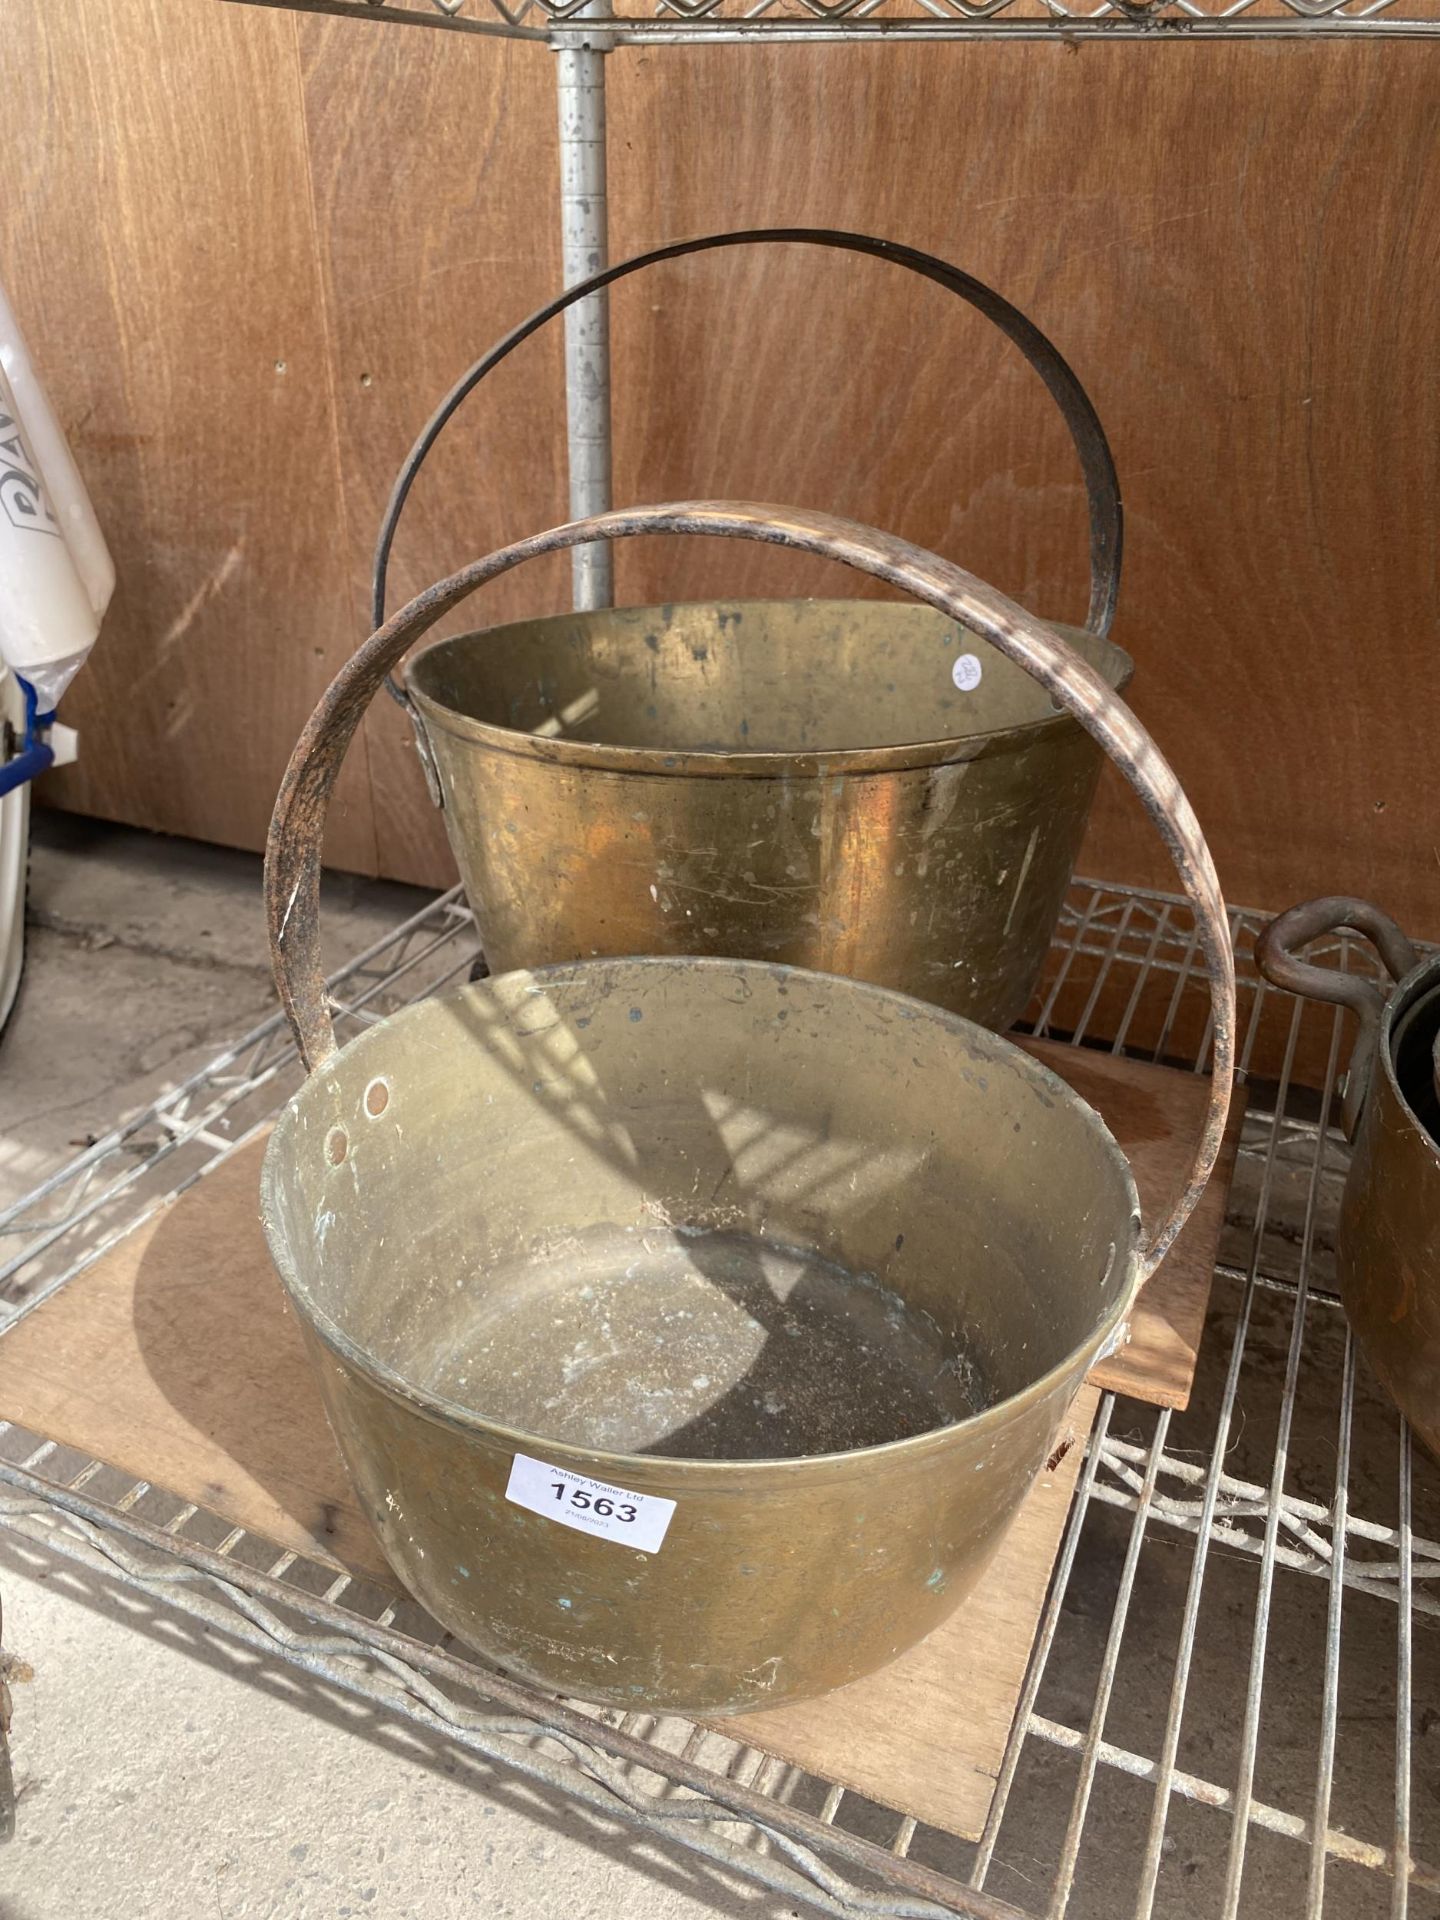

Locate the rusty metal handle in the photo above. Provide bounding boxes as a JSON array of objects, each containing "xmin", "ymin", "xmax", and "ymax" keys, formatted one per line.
[
  {"xmin": 1254, "ymin": 896, "xmax": 1420, "ymax": 1138},
  {"xmin": 269, "ymin": 502, "xmax": 1231, "ymax": 1281},
  {"xmin": 372, "ymin": 227, "xmax": 1123, "ymax": 674}
]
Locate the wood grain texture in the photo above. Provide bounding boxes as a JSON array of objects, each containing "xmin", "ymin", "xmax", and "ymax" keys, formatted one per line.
[
  {"xmin": 4, "ymin": 16, "xmax": 1437, "ymax": 940},
  {"xmin": 605, "ymin": 45, "xmax": 1440, "ymax": 933},
  {"xmin": 723, "ymin": 1386, "xmax": 1099, "ymax": 1841},
  {"xmin": 1023, "ymin": 1037, "xmax": 1246, "ymax": 1410},
  {"xmin": 0, "ymin": 1041, "xmax": 1240, "ymax": 1830},
  {"xmin": 0, "ymin": 1127, "xmax": 1096, "ymax": 1841},
  {"xmin": 0, "ymin": 0, "xmax": 377, "ymax": 869},
  {"xmin": 0, "ymin": 1142, "xmax": 385, "ymax": 1578},
  {"xmin": 294, "ymin": 14, "xmax": 566, "ymax": 888}
]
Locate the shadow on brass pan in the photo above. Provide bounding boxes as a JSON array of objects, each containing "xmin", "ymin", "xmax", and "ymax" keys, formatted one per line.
[
  {"xmin": 376, "ymin": 230, "xmax": 1128, "ymax": 1032},
  {"xmin": 263, "ymin": 502, "xmax": 1234, "ymax": 1717},
  {"xmin": 1256, "ymin": 898, "xmax": 1440, "ymax": 1459}
]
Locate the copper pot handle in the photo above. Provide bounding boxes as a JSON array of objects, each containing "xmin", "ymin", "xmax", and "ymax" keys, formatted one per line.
[
  {"xmin": 1255, "ymin": 896, "xmax": 1421, "ymax": 1138},
  {"xmin": 372, "ymin": 226, "xmax": 1122, "ymax": 660},
  {"xmin": 268, "ymin": 501, "xmax": 1232, "ymax": 1280}
]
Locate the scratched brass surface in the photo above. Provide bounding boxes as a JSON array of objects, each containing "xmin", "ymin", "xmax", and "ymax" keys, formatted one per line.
[
  {"xmin": 260, "ymin": 958, "xmax": 1142, "ymax": 1714},
  {"xmin": 406, "ymin": 600, "xmax": 1133, "ymax": 1030},
  {"xmin": 265, "ymin": 504, "xmax": 1231, "ymax": 1717}
]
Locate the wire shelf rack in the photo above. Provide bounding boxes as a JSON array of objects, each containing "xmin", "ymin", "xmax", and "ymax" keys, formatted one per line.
[
  {"xmin": 227, "ymin": 0, "xmax": 1440, "ymax": 42},
  {"xmin": 1, "ymin": 877, "xmax": 1436, "ymax": 1919}
]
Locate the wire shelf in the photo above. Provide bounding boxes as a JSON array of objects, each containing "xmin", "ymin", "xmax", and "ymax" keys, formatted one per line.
[
  {"xmin": 225, "ymin": 0, "xmax": 1440, "ymax": 44},
  {"xmin": 1, "ymin": 878, "xmax": 1436, "ymax": 1918}
]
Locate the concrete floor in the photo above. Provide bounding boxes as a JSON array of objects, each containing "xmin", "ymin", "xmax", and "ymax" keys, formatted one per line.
[
  {"xmin": 0, "ymin": 814, "xmax": 1434, "ymax": 1920},
  {"xmin": 0, "ymin": 815, "xmax": 802, "ymax": 1920}
]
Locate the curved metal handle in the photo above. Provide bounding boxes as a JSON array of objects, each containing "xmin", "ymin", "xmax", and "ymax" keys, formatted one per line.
[
  {"xmin": 269, "ymin": 501, "xmax": 1230, "ymax": 1280},
  {"xmin": 373, "ymin": 228, "xmax": 1124, "ymax": 712},
  {"xmin": 1254, "ymin": 896, "xmax": 1420, "ymax": 1138}
]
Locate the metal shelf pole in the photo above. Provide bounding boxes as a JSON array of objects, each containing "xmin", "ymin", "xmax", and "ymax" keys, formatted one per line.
[{"xmin": 555, "ymin": 20, "xmax": 615, "ymax": 611}]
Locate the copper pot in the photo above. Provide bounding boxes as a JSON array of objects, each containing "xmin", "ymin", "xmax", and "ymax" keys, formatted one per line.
[{"xmin": 1256, "ymin": 897, "xmax": 1440, "ymax": 1457}]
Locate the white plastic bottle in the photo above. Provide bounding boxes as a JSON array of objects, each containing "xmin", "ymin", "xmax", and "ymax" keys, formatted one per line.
[
  {"xmin": 0, "ymin": 277, "xmax": 114, "ymax": 710},
  {"xmin": 0, "ymin": 276, "xmax": 111, "ymax": 1031}
]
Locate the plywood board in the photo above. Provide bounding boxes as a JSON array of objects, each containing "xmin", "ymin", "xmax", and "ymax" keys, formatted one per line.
[
  {"xmin": 0, "ymin": 0, "xmax": 377, "ymax": 870},
  {"xmin": 0, "ymin": 1043, "xmax": 1240, "ymax": 1840},
  {"xmin": 605, "ymin": 44, "xmax": 1440, "ymax": 936},
  {"xmin": 292, "ymin": 16, "xmax": 566, "ymax": 889},
  {"xmin": 0, "ymin": 1123, "xmax": 1098, "ymax": 1842},
  {"xmin": 1022, "ymin": 1039, "xmax": 1246, "ymax": 1411},
  {"xmin": 4, "ymin": 1142, "xmax": 385, "ymax": 1579},
  {"xmin": 0, "ymin": 1044, "xmax": 1238, "ymax": 1569},
  {"xmin": 722, "ymin": 1386, "xmax": 1098, "ymax": 1840}
]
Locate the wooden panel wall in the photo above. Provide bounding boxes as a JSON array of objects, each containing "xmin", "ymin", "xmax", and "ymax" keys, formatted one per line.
[
  {"xmin": 2, "ymin": 6, "xmax": 1437, "ymax": 936},
  {"xmin": 1, "ymin": 0, "xmax": 378, "ymax": 870},
  {"xmin": 605, "ymin": 45, "xmax": 1440, "ymax": 930}
]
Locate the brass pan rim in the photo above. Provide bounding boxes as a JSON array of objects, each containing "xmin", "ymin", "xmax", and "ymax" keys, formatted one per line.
[
  {"xmin": 405, "ymin": 600, "xmax": 1135, "ymax": 781},
  {"xmin": 260, "ymin": 953, "xmax": 1144, "ymax": 1484}
]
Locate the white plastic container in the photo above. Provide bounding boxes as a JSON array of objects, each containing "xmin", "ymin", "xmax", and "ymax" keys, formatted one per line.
[
  {"xmin": 0, "ymin": 280, "xmax": 113, "ymax": 710},
  {"xmin": 0, "ymin": 277, "xmax": 113, "ymax": 1031}
]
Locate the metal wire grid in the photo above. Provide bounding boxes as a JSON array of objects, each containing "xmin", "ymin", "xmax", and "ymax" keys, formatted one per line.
[
  {"xmin": 225, "ymin": 0, "xmax": 1440, "ymax": 43},
  {"xmin": 0, "ymin": 879, "xmax": 1436, "ymax": 1918},
  {"xmin": 0, "ymin": 887, "xmax": 481, "ymax": 1336},
  {"xmin": 225, "ymin": 0, "xmax": 1440, "ymax": 40}
]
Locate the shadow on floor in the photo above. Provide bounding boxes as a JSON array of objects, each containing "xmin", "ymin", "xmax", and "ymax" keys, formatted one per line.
[{"xmin": 0, "ymin": 1529, "xmax": 850, "ymax": 1920}]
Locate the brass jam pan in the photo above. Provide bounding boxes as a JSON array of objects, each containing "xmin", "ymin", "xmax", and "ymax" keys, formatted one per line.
[
  {"xmin": 377, "ymin": 229, "xmax": 1128, "ymax": 1031},
  {"xmin": 263, "ymin": 502, "xmax": 1234, "ymax": 1715}
]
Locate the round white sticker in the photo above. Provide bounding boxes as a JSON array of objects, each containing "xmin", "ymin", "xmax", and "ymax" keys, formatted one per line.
[{"xmin": 951, "ymin": 652, "xmax": 983, "ymax": 693}]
